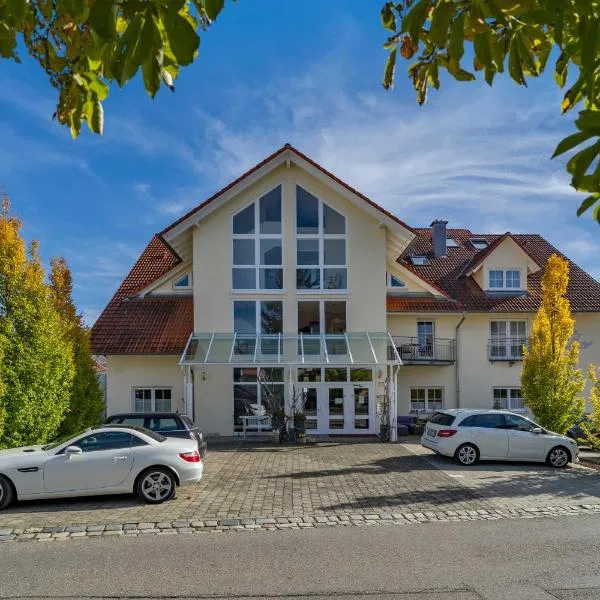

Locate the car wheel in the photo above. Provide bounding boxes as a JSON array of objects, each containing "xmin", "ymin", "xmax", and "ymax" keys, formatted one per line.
[
  {"xmin": 136, "ymin": 468, "xmax": 176, "ymax": 504},
  {"xmin": 546, "ymin": 446, "xmax": 570, "ymax": 468},
  {"xmin": 455, "ymin": 443, "xmax": 479, "ymax": 466},
  {"xmin": 0, "ymin": 476, "xmax": 15, "ymax": 510}
]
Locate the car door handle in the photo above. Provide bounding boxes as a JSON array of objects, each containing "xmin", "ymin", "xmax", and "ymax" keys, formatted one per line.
[{"xmin": 113, "ymin": 456, "xmax": 129, "ymax": 461}]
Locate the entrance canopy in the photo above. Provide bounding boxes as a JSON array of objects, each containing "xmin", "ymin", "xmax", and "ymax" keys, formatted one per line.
[{"xmin": 180, "ymin": 332, "xmax": 401, "ymax": 366}]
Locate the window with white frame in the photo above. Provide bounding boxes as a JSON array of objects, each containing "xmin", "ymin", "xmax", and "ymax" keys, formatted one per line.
[
  {"xmin": 133, "ymin": 388, "xmax": 172, "ymax": 412},
  {"xmin": 470, "ymin": 238, "xmax": 489, "ymax": 250},
  {"xmin": 386, "ymin": 273, "xmax": 406, "ymax": 288},
  {"xmin": 410, "ymin": 387, "xmax": 443, "ymax": 412},
  {"xmin": 493, "ymin": 387, "xmax": 525, "ymax": 411},
  {"xmin": 173, "ymin": 273, "xmax": 191, "ymax": 289},
  {"xmin": 297, "ymin": 300, "xmax": 346, "ymax": 334},
  {"xmin": 489, "ymin": 320, "xmax": 527, "ymax": 359},
  {"xmin": 233, "ymin": 367, "xmax": 285, "ymax": 432},
  {"xmin": 446, "ymin": 238, "xmax": 459, "ymax": 248},
  {"xmin": 488, "ymin": 269, "xmax": 521, "ymax": 290},
  {"xmin": 232, "ymin": 186, "xmax": 283, "ymax": 290},
  {"xmin": 410, "ymin": 255, "xmax": 430, "ymax": 266},
  {"xmin": 233, "ymin": 300, "xmax": 283, "ymax": 334},
  {"xmin": 296, "ymin": 186, "xmax": 347, "ymax": 290}
]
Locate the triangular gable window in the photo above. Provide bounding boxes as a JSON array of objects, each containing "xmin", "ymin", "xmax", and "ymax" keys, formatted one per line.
[
  {"xmin": 173, "ymin": 274, "xmax": 191, "ymax": 289},
  {"xmin": 387, "ymin": 274, "xmax": 406, "ymax": 288}
]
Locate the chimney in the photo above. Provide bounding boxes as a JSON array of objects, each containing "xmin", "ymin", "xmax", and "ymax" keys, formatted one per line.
[{"xmin": 431, "ymin": 220, "xmax": 448, "ymax": 258}]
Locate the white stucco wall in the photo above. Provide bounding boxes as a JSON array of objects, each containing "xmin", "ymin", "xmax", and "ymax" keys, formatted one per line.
[{"xmin": 105, "ymin": 355, "xmax": 184, "ymax": 416}]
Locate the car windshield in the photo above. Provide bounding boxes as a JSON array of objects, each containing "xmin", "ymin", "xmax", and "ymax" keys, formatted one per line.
[{"xmin": 41, "ymin": 429, "xmax": 88, "ymax": 451}]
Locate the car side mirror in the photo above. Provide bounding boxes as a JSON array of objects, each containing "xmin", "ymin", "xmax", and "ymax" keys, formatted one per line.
[
  {"xmin": 64, "ymin": 445, "xmax": 83, "ymax": 456},
  {"xmin": 531, "ymin": 427, "xmax": 543, "ymax": 434}
]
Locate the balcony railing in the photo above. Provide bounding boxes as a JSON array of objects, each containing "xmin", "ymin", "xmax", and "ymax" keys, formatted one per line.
[
  {"xmin": 393, "ymin": 336, "xmax": 456, "ymax": 365},
  {"xmin": 487, "ymin": 337, "xmax": 528, "ymax": 361}
]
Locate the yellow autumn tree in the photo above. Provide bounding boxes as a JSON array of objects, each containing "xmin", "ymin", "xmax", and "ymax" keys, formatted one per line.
[
  {"xmin": 521, "ymin": 254, "xmax": 585, "ymax": 434},
  {"xmin": 582, "ymin": 365, "xmax": 600, "ymax": 450}
]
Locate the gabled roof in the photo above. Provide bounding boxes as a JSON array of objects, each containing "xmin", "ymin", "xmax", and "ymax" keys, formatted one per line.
[
  {"xmin": 388, "ymin": 229, "xmax": 600, "ymax": 313},
  {"xmin": 462, "ymin": 231, "xmax": 542, "ymax": 278},
  {"xmin": 90, "ymin": 236, "xmax": 193, "ymax": 355},
  {"xmin": 160, "ymin": 143, "xmax": 416, "ymax": 238}
]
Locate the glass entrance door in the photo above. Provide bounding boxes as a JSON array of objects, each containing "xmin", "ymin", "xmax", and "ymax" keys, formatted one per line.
[
  {"xmin": 301, "ymin": 386, "xmax": 320, "ymax": 432},
  {"xmin": 327, "ymin": 387, "xmax": 346, "ymax": 432},
  {"xmin": 324, "ymin": 383, "xmax": 374, "ymax": 434}
]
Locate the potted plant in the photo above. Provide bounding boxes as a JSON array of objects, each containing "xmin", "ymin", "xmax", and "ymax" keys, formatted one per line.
[{"xmin": 294, "ymin": 413, "xmax": 306, "ymax": 436}]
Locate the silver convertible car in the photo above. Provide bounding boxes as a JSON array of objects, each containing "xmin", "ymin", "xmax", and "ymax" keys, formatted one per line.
[{"xmin": 0, "ymin": 425, "xmax": 204, "ymax": 510}]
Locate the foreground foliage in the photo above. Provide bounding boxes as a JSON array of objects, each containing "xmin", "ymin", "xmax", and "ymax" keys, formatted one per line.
[
  {"xmin": 0, "ymin": 196, "xmax": 74, "ymax": 447},
  {"xmin": 521, "ymin": 254, "xmax": 585, "ymax": 433},
  {"xmin": 381, "ymin": 0, "xmax": 600, "ymax": 221},
  {"xmin": 582, "ymin": 365, "xmax": 600, "ymax": 450},
  {"xmin": 0, "ymin": 0, "xmax": 225, "ymax": 137}
]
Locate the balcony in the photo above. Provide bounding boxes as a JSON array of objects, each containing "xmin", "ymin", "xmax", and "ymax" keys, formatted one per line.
[
  {"xmin": 393, "ymin": 336, "xmax": 456, "ymax": 365},
  {"xmin": 487, "ymin": 337, "xmax": 528, "ymax": 361}
]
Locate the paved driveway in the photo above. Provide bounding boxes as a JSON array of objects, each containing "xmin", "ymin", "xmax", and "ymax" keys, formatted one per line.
[{"xmin": 1, "ymin": 440, "xmax": 600, "ymax": 530}]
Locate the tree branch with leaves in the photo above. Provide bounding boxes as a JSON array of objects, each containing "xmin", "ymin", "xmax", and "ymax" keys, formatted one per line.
[{"xmin": 381, "ymin": 0, "xmax": 600, "ymax": 221}]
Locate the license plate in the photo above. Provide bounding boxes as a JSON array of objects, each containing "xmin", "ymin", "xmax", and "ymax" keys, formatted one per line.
[{"xmin": 427, "ymin": 428, "xmax": 437, "ymax": 437}]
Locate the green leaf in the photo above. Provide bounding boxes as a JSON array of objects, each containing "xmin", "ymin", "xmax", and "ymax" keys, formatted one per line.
[
  {"xmin": 204, "ymin": 0, "xmax": 224, "ymax": 20},
  {"xmin": 163, "ymin": 12, "xmax": 200, "ymax": 66},
  {"xmin": 383, "ymin": 47, "xmax": 397, "ymax": 90},
  {"xmin": 561, "ymin": 75, "xmax": 584, "ymax": 113},
  {"xmin": 89, "ymin": 0, "xmax": 117, "ymax": 40},
  {"xmin": 428, "ymin": 59, "xmax": 439, "ymax": 89},
  {"xmin": 581, "ymin": 16, "xmax": 598, "ymax": 79},
  {"xmin": 567, "ymin": 142, "xmax": 600, "ymax": 186},
  {"xmin": 6, "ymin": 0, "xmax": 28, "ymax": 26},
  {"xmin": 474, "ymin": 31, "xmax": 492, "ymax": 68},
  {"xmin": 552, "ymin": 131, "xmax": 596, "ymax": 158},
  {"xmin": 401, "ymin": 0, "xmax": 431, "ymax": 43},
  {"xmin": 448, "ymin": 12, "xmax": 465, "ymax": 60},
  {"xmin": 508, "ymin": 37, "xmax": 525, "ymax": 85},
  {"xmin": 381, "ymin": 2, "xmax": 396, "ymax": 33},
  {"xmin": 577, "ymin": 194, "xmax": 600, "ymax": 217},
  {"xmin": 142, "ymin": 19, "xmax": 163, "ymax": 98},
  {"xmin": 484, "ymin": 65, "xmax": 495, "ymax": 86},
  {"xmin": 517, "ymin": 33, "xmax": 538, "ymax": 76},
  {"xmin": 575, "ymin": 110, "xmax": 600, "ymax": 133},
  {"xmin": 89, "ymin": 100, "xmax": 104, "ymax": 134},
  {"xmin": 430, "ymin": 0, "xmax": 453, "ymax": 48},
  {"xmin": 58, "ymin": 0, "xmax": 88, "ymax": 20},
  {"xmin": 554, "ymin": 51, "xmax": 568, "ymax": 88}
]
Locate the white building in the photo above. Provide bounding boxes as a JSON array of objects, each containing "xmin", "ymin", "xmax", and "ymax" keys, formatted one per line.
[{"xmin": 91, "ymin": 145, "xmax": 600, "ymax": 437}]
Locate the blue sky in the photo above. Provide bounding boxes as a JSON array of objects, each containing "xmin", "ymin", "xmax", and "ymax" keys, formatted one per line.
[{"xmin": 0, "ymin": 0, "xmax": 598, "ymax": 325}]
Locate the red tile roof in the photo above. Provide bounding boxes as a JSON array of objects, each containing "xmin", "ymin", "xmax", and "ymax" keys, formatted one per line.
[
  {"xmin": 160, "ymin": 144, "xmax": 416, "ymax": 237},
  {"xmin": 91, "ymin": 236, "xmax": 192, "ymax": 355},
  {"xmin": 387, "ymin": 229, "xmax": 600, "ymax": 313}
]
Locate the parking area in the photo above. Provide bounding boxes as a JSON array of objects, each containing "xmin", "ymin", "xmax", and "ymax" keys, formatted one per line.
[{"xmin": 1, "ymin": 439, "xmax": 600, "ymax": 530}]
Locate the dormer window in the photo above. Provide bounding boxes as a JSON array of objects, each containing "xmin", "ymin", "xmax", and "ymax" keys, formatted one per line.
[
  {"xmin": 387, "ymin": 273, "xmax": 406, "ymax": 288},
  {"xmin": 470, "ymin": 238, "xmax": 489, "ymax": 250},
  {"xmin": 488, "ymin": 269, "xmax": 521, "ymax": 290},
  {"xmin": 173, "ymin": 273, "xmax": 191, "ymax": 289},
  {"xmin": 410, "ymin": 255, "xmax": 430, "ymax": 266},
  {"xmin": 446, "ymin": 238, "xmax": 459, "ymax": 248}
]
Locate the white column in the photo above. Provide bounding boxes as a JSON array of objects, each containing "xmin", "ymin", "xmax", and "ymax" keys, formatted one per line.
[
  {"xmin": 388, "ymin": 365, "xmax": 398, "ymax": 442},
  {"xmin": 184, "ymin": 366, "xmax": 194, "ymax": 419}
]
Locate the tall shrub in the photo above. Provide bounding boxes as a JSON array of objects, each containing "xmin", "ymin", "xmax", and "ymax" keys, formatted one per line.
[
  {"xmin": 521, "ymin": 254, "xmax": 585, "ymax": 434},
  {"xmin": 50, "ymin": 258, "xmax": 104, "ymax": 435},
  {"xmin": 0, "ymin": 197, "xmax": 74, "ymax": 447},
  {"xmin": 583, "ymin": 365, "xmax": 600, "ymax": 450}
]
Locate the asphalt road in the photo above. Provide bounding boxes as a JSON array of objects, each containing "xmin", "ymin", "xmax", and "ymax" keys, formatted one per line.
[{"xmin": 1, "ymin": 515, "xmax": 600, "ymax": 600}]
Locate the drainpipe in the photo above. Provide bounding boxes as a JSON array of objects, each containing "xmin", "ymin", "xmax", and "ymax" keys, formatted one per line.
[{"xmin": 455, "ymin": 312, "xmax": 467, "ymax": 409}]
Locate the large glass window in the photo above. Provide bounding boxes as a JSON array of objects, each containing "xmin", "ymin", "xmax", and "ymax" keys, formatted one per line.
[
  {"xmin": 298, "ymin": 300, "xmax": 346, "ymax": 334},
  {"xmin": 233, "ymin": 300, "xmax": 283, "ymax": 334},
  {"xmin": 233, "ymin": 367, "xmax": 285, "ymax": 432},
  {"xmin": 232, "ymin": 186, "xmax": 283, "ymax": 290},
  {"xmin": 296, "ymin": 186, "xmax": 347, "ymax": 290},
  {"xmin": 133, "ymin": 388, "xmax": 172, "ymax": 412}
]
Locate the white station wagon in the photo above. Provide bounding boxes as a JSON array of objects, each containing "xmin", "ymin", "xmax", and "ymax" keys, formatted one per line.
[
  {"xmin": 421, "ymin": 409, "xmax": 578, "ymax": 467},
  {"xmin": 0, "ymin": 425, "xmax": 204, "ymax": 510}
]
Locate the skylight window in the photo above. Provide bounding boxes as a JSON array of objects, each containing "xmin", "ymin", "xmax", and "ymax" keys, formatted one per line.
[
  {"xmin": 446, "ymin": 238, "xmax": 459, "ymax": 248},
  {"xmin": 470, "ymin": 239, "xmax": 489, "ymax": 250},
  {"xmin": 410, "ymin": 255, "xmax": 430, "ymax": 266}
]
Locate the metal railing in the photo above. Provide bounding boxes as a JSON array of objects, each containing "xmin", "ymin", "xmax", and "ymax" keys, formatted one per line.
[
  {"xmin": 393, "ymin": 336, "xmax": 456, "ymax": 364},
  {"xmin": 487, "ymin": 337, "xmax": 528, "ymax": 361}
]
